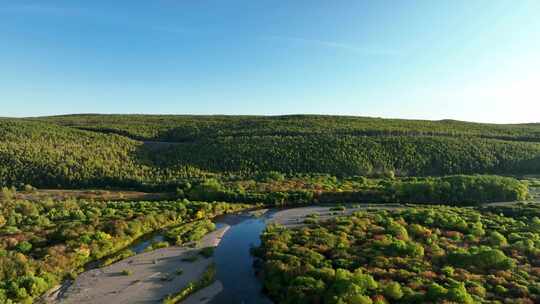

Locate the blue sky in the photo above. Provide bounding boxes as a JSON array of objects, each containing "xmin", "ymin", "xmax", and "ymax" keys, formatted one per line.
[{"xmin": 1, "ymin": 1, "xmax": 539, "ymax": 123}]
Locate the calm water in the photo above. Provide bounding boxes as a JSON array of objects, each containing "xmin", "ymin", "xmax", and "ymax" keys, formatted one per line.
[
  {"xmin": 85, "ymin": 232, "xmax": 166, "ymax": 270},
  {"xmin": 123, "ymin": 211, "xmax": 275, "ymax": 303},
  {"xmin": 209, "ymin": 213, "xmax": 273, "ymax": 304},
  {"xmin": 129, "ymin": 234, "xmax": 165, "ymax": 253}
]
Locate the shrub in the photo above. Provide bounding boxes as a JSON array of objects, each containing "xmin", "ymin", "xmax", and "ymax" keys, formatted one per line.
[
  {"xmin": 145, "ymin": 241, "xmax": 170, "ymax": 252},
  {"xmin": 15, "ymin": 241, "xmax": 32, "ymax": 253},
  {"xmin": 346, "ymin": 295, "xmax": 373, "ymax": 304},
  {"xmin": 446, "ymin": 283, "xmax": 474, "ymax": 304},
  {"xmin": 384, "ymin": 282, "xmax": 404, "ymax": 300},
  {"xmin": 488, "ymin": 231, "xmax": 508, "ymax": 247},
  {"xmin": 199, "ymin": 247, "xmax": 215, "ymax": 258},
  {"xmin": 426, "ymin": 283, "xmax": 447, "ymax": 301}
]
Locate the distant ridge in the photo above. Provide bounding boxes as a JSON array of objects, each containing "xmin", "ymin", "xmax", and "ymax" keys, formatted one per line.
[{"xmin": 19, "ymin": 113, "xmax": 539, "ymax": 126}]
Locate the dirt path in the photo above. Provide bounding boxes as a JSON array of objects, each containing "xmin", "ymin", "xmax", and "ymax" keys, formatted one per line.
[{"xmin": 54, "ymin": 226, "xmax": 229, "ymax": 304}]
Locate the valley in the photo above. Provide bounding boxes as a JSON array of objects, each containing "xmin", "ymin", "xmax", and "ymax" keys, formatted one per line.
[{"xmin": 1, "ymin": 115, "xmax": 540, "ymax": 304}]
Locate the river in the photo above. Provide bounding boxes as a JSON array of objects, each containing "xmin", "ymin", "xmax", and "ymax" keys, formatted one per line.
[
  {"xmin": 53, "ymin": 204, "xmax": 397, "ymax": 304},
  {"xmin": 209, "ymin": 213, "xmax": 274, "ymax": 304}
]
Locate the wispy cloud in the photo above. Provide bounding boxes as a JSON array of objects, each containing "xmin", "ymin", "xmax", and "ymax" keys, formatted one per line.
[{"xmin": 263, "ymin": 35, "xmax": 400, "ymax": 56}]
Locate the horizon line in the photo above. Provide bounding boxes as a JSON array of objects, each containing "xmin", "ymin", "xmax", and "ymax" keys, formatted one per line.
[{"xmin": 5, "ymin": 113, "xmax": 538, "ymax": 125}]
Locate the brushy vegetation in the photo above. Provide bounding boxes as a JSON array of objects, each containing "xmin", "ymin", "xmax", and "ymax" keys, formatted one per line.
[
  {"xmin": 0, "ymin": 197, "xmax": 249, "ymax": 303},
  {"xmin": 162, "ymin": 263, "xmax": 217, "ymax": 304},
  {"xmin": 181, "ymin": 175, "xmax": 529, "ymax": 206},
  {"xmin": 2, "ymin": 116, "xmax": 540, "ymax": 190},
  {"xmin": 143, "ymin": 241, "xmax": 170, "ymax": 252},
  {"xmin": 254, "ymin": 205, "xmax": 540, "ymax": 303},
  {"xmin": 100, "ymin": 248, "xmax": 136, "ymax": 267},
  {"xmin": 1, "ymin": 170, "xmax": 529, "ymax": 209},
  {"xmin": 164, "ymin": 220, "xmax": 216, "ymax": 245}
]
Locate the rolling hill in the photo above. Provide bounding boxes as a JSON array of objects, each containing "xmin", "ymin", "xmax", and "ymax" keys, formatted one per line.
[{"xmin": 1, "ymin": 115, "xmax": 539, "ymax": 189}]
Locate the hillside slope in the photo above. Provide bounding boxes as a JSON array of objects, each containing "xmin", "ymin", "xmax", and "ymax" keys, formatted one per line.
[
  {"xmin": 38, "ymin": 114, "xmax": 540, "ymax": 142},
  {"xmin": 1, "ymin": 115, "xmax": 539, "ymax": 189},
  {"xmin": 0, "ymin": 119, "xmax": 204, "ymax": 189}
]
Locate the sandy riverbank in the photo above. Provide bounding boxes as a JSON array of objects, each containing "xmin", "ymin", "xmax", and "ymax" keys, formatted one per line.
[
  {"xmin": 52, "ymin": 225, "xmax": 230, "ymax": 304},
  {"xmin": 181, "ymin": 281, "xmax": 224, "ymax": 304},
  {"xmin": 46, "ymin": 205, "xmax": 401, "ymax": 304},
  {"xmin": 181, "ymin": 204, "xmax": 403, "ymax": 304},
  {"xmin": 269, "ymin": 204, "xmax": 401, "ymax": 227}
]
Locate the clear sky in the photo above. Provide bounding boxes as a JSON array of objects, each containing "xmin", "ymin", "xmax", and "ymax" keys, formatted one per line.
[{"xmin": 1, "ymin": 1, "xmax": 539, "ymax": 123}]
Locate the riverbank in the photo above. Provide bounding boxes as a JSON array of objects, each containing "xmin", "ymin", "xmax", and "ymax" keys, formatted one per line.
[
  {"xmin": 43, "ymin": 202, "xmax": 531, "ymax": 304},
  {"xmin": 269, "ymin": 204, "xmax": 402, "ymax": 227},
  {"xmin": 51, "ymin": 225, "xmax": 230, "ymax": 304},
  {"xmin": 186, "ymin": 204, "xmax": 403, "ymax": 304}
]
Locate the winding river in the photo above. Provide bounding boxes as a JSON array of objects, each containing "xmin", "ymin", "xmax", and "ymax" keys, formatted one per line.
[
  {"xmin": 203, "ymin": 205, "xmax": 386, "ymax": 303},
  {"xmin": 52, "ymin": 205, "xmax": 398, "ymax": 304},
  {"xmin": 209, "ymin": 214, "xmax": 273, "ymax": 304}
]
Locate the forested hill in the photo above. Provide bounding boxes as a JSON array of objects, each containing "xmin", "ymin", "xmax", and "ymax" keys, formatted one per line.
[
  {"xmin": 37, "ymin": 114, "xmax": 540, "ymax": 142},
  {"xmin": 1, "ymin": 115, "xmax": 540, "ymax": 189}
]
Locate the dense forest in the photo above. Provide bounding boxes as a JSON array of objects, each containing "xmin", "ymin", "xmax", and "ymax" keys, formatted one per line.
[
  {"xmin": 254, "ymin": 204, "xmax": 540, "ymax": 303},
  {"xmin": 0, "ymin": 194, "xmax": 250, "ymax": 303},
  {"xmin": 186, "ymin": 175, "xmax": 529, "ymax": 206},
  {"xmin": 37, "ymin": 115, "xmax": 540, "ymax": 142},
  {"xmin": 1, "ymin": 116, "xmax": 540, "ymax": 190}
]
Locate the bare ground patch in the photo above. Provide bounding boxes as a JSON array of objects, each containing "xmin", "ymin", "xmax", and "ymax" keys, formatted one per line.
[{"xmin": 51, "ymin": 226, "xmax": 230, "ymax": 304}]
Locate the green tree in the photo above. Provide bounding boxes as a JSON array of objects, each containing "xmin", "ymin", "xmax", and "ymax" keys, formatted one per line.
[
  {"xmin": 487, "ymin": 231, "xmax": 508, "ymax": 247},
  {"xmin": 446, "ymin": 282, "xmax": 474, "ymax": 304},
  {"xmin": 286, "ymin": 276, "xmax": 326, "ymax": 304},
  {"xmin": 426, "ymin": 283, "xmax": 447, "ymax": 301},
  {"xmin": 15, "ymin": 241, "xmax": 32, "ymax": 254},
  {"xmin": 384, "ymin": 282, "xmax": 404, "ymax": 300}
]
